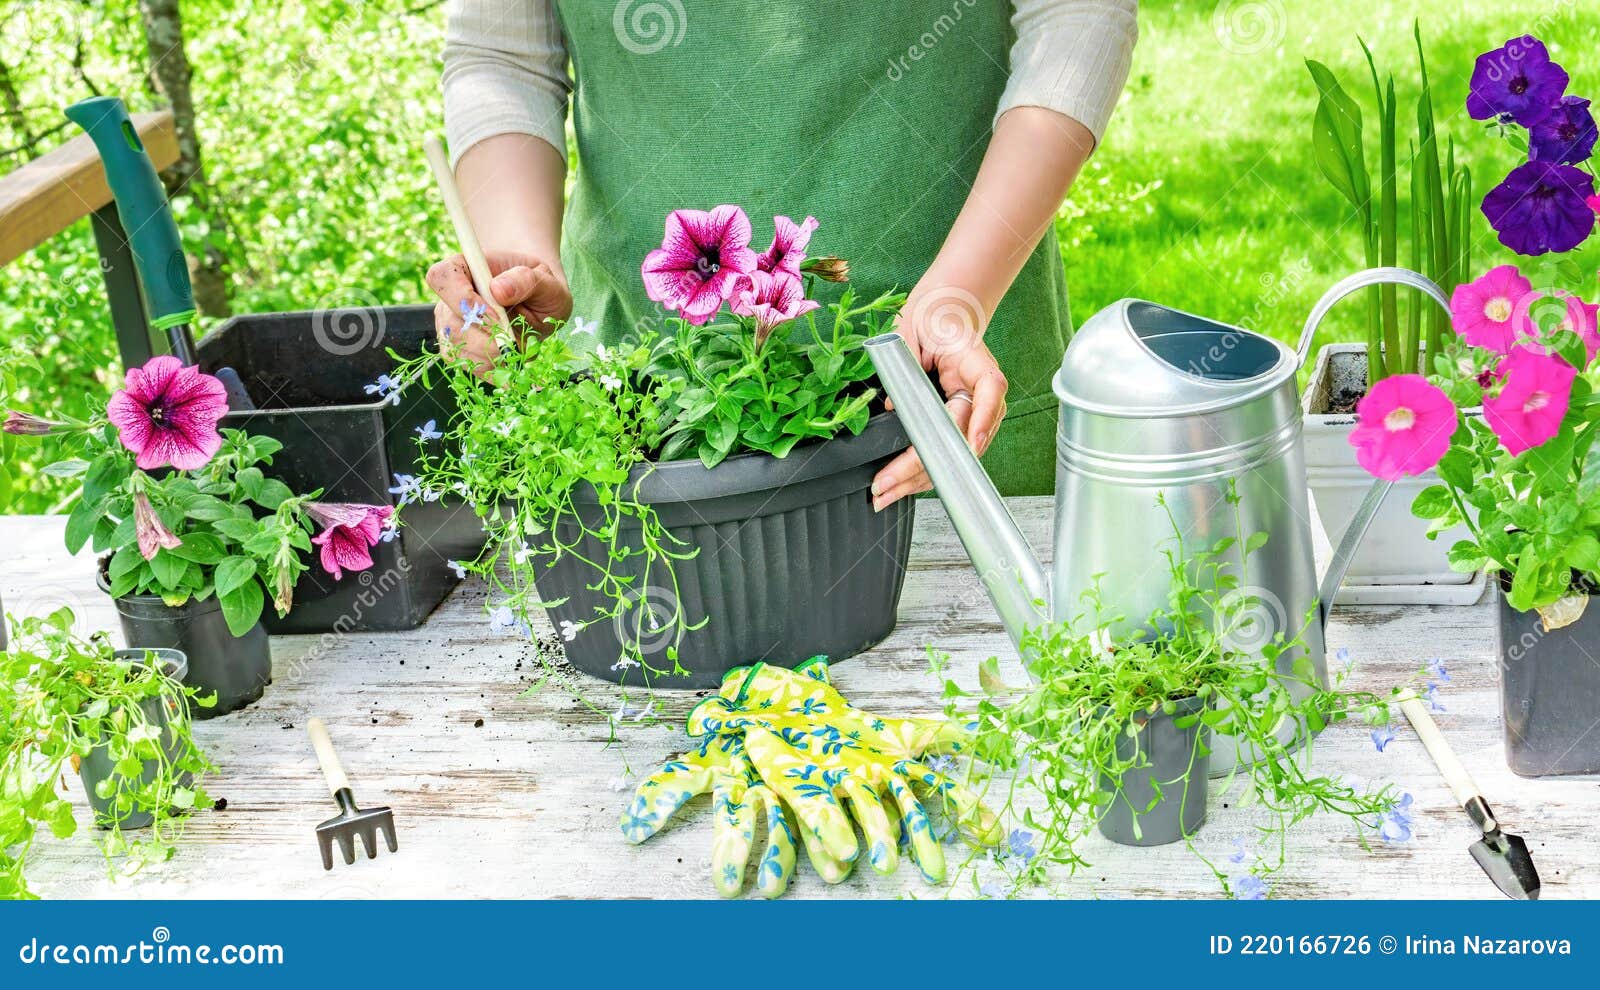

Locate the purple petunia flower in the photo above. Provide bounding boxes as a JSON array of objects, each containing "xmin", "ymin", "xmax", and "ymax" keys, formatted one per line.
[
  {"xmin": 1482, "ymin": 160, "xmax": 1597, "ymax": 256},
  {"xmin": 640, "ymin": 205, "xmax": 758, "ymax": 325},
  {"xmin": 1467, "ymin": 36, "xmax": 1570, "ymax": 126},
  {"xmin": 1529, "ymin": 96, "xmax": 1598, "ymax": 165}
]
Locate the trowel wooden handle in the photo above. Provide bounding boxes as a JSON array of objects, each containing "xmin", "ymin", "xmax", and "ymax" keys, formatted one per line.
[
  {"xmin": 422, "ymin": 134, "xmax": 510, "ymax": 328},
  {"xmin": 1397, "ymin": 692, "xmax": 1479, "ymax": 810},
  {"xmin": 306, "ymin": 717, "xmax": 352, "ymax": 795}
]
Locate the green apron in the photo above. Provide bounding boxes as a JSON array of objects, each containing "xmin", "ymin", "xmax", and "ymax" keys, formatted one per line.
[{"xmin": 555, "ymin": 0, "xmax": 1070, "ymax": 495}]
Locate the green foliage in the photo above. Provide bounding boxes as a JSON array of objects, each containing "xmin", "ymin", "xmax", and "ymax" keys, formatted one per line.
[
  {"xmin": 645, "ymin": 287, "xmax": 900, "ymax": 468},
  {"xmin": 1417, "ymin": 331, "xmax": 1600, "ymax": 612},
  {"xmin": 28, "ymin": 422, "xmax": 320, "ymax": 636},
  {"xmin": 1306, "ymin": 28, "xmax": 1470, "ymax": 382},
  {"xmin": 937, "ymin": 492, "xmax": 1398, "ymax": 897},
  {"xmin": 0, "ymin": 608, "xmax": 214, "ymax": 900}
]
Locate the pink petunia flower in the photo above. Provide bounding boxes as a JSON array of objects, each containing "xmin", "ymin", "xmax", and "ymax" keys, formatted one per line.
[
  {"xmin": 1483, "ymin": 346, "xmax": 1577, "ymax": 456},
  {"xmin": 1349, "ymin": 374, "xmax": 1458, "ymax": 480},
  {"xmin": 731, "ymin": 270, "xmax": 820, "ymax": 349},
  {"xmin": 1451, "ymin": 265, "xmax": 1535, "ymax": 354},
  {"xmin": 641, "ymin": 206, "xmax": 758, "ymax": 325},
  {"xmin": 133, "ymin": 490, "xmax": 183, "ymax": 561},
  {"xmin": 1557, "ymin": 294, "xmax": 1600, "ymax": 363},
  {"xmin": 1588, "ymin": 195, "xmax": 1600, "ymax": 217},
  {"xmin": 755, "ymin": 215, "xmax": 819, "ymax": 279},
  {"xmin": 106, "ymin": 356, "xmax": 229, "ymax": 471},
  {"xmin": 307, "ymin": 502, "xmax": 394, "ymax": 580}
]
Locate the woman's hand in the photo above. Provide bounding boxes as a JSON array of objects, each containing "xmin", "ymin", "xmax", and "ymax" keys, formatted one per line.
[
  {"xmin": 871, "ymin": 281, "xmax": 1007, "ymax": 511},
  {"xmin": 426, "ymin": 250, "xmax": 573, "ymax": 373}
]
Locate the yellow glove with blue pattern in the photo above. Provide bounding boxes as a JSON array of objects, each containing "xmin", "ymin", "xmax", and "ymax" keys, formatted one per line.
[{"xmin": 688, "ymin": 659, "xmax": 1002, "ymax": 884}]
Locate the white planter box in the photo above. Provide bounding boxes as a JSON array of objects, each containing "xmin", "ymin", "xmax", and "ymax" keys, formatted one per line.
[{"xmin": 1303, "ymin": 343, "xmax": 1485, "ymax": 605}]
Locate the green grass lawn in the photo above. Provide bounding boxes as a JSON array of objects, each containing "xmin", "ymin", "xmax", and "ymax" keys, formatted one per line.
[{"xmin": 1064, "ymin": 0, "xmax": 1600, "ymax": 346}]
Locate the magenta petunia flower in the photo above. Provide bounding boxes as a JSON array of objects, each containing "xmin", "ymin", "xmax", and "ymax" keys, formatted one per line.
[
  {"xmin": 641, "ymin": 206, "xmax": 758, "ymax": 325},
  {"xmin": 1481, "ymin": 161, "xmax": 1596, "ymax": 256},
  {"xmin": 1466, "ymin": 36, "xmax": 1569, "ymax": 126},
  {"xmin": 1558, "ymin": 294, "xmax": 1600, "ymax": 363},
  {"xmin": 1451, "ymin": 265, "xmax": 1535, "ymax": 354},
  {"xmin": 1349, "ymin": 375, "xmax": 1458, "ymax": 481},
  {"xmin": 756, "ymin": 215, "xmax": 818, "ymax": 279},
  {"xmin": 731, "ymin": 270, "xmax": 820, "ymax": 349},
  {"xmin": 133, "ymin": 490, "xmax": 183, "ymax": 561},
  {"xmin": 106, "ymin": 356, "xmax": 229, "ymax": 471},
  {"xmin": 1484, "ymin": 346, "xmax": 1577, "ymax": 456},
  {"xmin": 307, "ymin": 502, "xmax": 393, "ymax": 580}
]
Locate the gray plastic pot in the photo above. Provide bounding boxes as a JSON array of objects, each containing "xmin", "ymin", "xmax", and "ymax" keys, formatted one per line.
[
  {"xmin": 1097, "ymin": 695, "xmax": 1211, "ymax": 846},
  {"xmin": 78, "ymin": 648, "xmax": 192, "ymax": 829},
  {"xmin": 98, "ymin": 565, "xmax": 271, "ymax": 718},
  {"xmin": 536, "ymin": 411, "xmax": 916, "ymax": 688},
  {"xmin": 1497, "ymin": 576, "xmax": 1600, "ymax": 777}
]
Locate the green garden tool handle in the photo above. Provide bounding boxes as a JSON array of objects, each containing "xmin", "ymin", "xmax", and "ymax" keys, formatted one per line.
[{"xmin": 64, "ymin": 96, "xmax": 197, "ymax": 345}]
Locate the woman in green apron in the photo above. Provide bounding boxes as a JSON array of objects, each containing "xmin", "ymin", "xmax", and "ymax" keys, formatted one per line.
[{"xmin": 426, "ymin": 1, "xmax": 1137, "ymax": 501}]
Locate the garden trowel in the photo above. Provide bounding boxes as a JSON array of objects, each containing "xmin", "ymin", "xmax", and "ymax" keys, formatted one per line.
[
  {"xmin": 64, "ymin": 96, "xmax": 254, "ymax": 410},
  {"xmin": 1397, "ymin": 691, "xmax": 1540, "ymax": 899}
]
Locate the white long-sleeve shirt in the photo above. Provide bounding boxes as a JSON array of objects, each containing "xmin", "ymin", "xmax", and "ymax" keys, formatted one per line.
[{"xmin": 442, "ymin": 0, "xmax": 1138, "ymax": 166}]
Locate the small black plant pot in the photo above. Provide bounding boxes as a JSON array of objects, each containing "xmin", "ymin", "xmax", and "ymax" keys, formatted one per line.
[
  {"xmin": 195, "ymin": 305, "xmax": 486, "ymax": 633},
  {"xmin": 78, "ymin": 648, "xmax": 192, "ymax": 830},
  {"xmin": 1497, "ymin": 576, "xmax": 1600, "ymax": 777},
  {"xmin": 1097, "ymin": 696, "xmax": 1211, "ymax": 846},
  {"xmin": 98, "ymin": 565, "xmax": 271, "ymax": 719},
  {"xmin": 537, "ymin": 411, "xmax": 916, "ymax": 688}
]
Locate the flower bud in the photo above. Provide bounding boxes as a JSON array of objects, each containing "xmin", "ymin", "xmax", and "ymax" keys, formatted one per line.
[{"xmin": 800, "ymin": 256, "xmax": 850, "ymax": 283}]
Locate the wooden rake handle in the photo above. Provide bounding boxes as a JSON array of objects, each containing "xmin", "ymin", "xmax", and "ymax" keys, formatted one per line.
[{"xmin": 306, "ymin": 717, "xmax": 351, "ymax": 795}]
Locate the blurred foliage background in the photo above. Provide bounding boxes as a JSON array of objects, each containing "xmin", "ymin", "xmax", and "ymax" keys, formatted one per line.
[{"xmin": 2, "ymin": 0, "xmax": 1599, "ymax": 513}]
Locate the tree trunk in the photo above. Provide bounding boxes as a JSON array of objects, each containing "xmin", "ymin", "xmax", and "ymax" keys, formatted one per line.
[{"xmin": 136, "ymin": 0, "xmax": 232, "ymax": 318}]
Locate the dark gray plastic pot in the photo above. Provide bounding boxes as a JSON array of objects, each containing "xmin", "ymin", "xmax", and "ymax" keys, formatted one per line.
[
  {"xmin": 1497, "ymin": 576, "xmax": 1600, "ymax": 777},
  {"xmin": 78, "ymin": 648, "xmax": 192, "ymax": 830},
  {"xmin": 1097, "ymin": 695, "xmax": 1211, "ymax": 846},
  {"xmin": 536, "ymin": 411, "xmax": 916, "ymax": 688},
  {"xmin": 98, "ymin": 566, "xmax": 270, "ymax": 719}
]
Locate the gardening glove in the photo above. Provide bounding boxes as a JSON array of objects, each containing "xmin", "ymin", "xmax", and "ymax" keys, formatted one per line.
[
  {"xmin": 689, "ymin": 658, "xmax": 1002, "ymax": 883},
  {"xmin": 620, "ymin": 734, "xmax": 805, "ymax": 898}
]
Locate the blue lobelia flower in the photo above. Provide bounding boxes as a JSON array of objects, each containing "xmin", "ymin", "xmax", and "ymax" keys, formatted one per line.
[
  {"xmin": 979, "ymin": 880, "xmax": 1006, "ymax": 899},
  {"xmin": 461, "ymin": 299, "xmax": 487, "ymax": 328},
  {"xmin": 1426, "ymin": 658, "xmax": 1451, "ymax": 683},
  {"xmin": 1004, "ymin": 828, "xmax": 1037, "ymax": 864},
  {"xmin": 1227, "ymin": 837, "xmax": 1249, "ymax": 865},
  {"xmin": 1371, "ymin": 726, "xmax": 1396, "ymax": 752},
  {"xmin": 1467, "ymin": 36, "xmax": 1570, "ymax": 126},
  {"xmin": 1379, "ymin": 793, "xmax": 1414, "ymax": 843},
  {"xmin": 1424, "ymin": 681, "xmax": 1447, "ymax": 713},
  {"xmin": 1482, "ymin": 160, "xmax": 1596, "ymax": 256},
  {"xmin": 415, "ymin": 419, "xmax": 443, "ymax": 442},
  {"xmin": 1234, "ymin": 875, "xmax": 1269, "ymax": 900},
  {"xmin": 924, "ymin": 753, "xmax": 958, "ymax": 776},
  {"xmin": 1530, "ymin": 96, "xmax": 1598, "ymax": 165},
  {"xmin": 364, "ymin": 373, "xmax": 402, "ymax": 406},
  {"xmin": 387, "ymin": 473, "xmax": 422, "ymax": 505}
]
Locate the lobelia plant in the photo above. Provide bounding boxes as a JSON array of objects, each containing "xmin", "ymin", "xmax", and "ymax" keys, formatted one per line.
[
  {"xmin": 0, "ymin": 608, "xmax": 214, "ymax": 900},
  {"xmin": 936, "ymin": 490, "xmax": 1405, "ymax": 899},
  {"xmin": 4, "ymin": 356, "xmax": 392, "ymax": 635},
  {"xmin": 1308, "ymin": 25, "xmax": 1472, "ymax": 384},
  {"xmin": 390, "ymin": 206, "xmax": 897, "ymax": 682}
]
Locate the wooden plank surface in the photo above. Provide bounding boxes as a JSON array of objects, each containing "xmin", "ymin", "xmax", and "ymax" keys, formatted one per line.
[
  {"xmin": 2, "ymin": 501, "xmax": 1593, "ymax": 900},
  {"xmin": 0, "ymin": 110, "xmax": 178, "ymax": 268}
]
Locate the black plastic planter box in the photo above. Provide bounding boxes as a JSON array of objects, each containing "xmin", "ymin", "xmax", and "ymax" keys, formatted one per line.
[
  {"xmin": 538, "ymin": 412, "xmax": 916, "ymax": 688},
  {"xmin": 197, "ymin": 305, "xmax": 483, "ymax": 633},
  {"xmin": 1498, "ymin": 578, "xmax": 1600, "ymax": 777}
]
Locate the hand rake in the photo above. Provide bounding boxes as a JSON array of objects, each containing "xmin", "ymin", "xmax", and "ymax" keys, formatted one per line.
[{"xmin": 307, "ymin": 717, "xmax": 398, "ymax": 870}]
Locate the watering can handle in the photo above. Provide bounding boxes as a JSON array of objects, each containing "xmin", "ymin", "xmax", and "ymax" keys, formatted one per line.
[
  {"xmin": 1311, "ymin": 267, "xmax": 1454, "ymax": 626},
  {"xmin": 1296, "ymin": 266, "xmax": 1452, "ymax": 367}
]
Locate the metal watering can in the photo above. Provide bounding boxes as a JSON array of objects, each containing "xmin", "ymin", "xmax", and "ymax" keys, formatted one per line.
[{"xmin": 865, "ymin": 268, "xmax": 1450, "ymax": 770}]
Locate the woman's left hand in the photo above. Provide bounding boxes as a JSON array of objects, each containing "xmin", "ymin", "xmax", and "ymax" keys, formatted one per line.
[{"xmin": 871, "ymin": 282, "xmax": 1007, "ymax": 511}]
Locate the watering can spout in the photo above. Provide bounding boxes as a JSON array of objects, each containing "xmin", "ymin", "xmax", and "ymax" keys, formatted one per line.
[{"xmin": 863, "ymin": 333, "xmax": 1051, "ymax": 651}]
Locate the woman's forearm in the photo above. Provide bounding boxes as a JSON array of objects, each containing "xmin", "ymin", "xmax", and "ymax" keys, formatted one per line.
[
  {"xmin": 454, "ymin": 133, "xmax": 568, "ymax": 277},
  {"xmin": 921, "ymin": 106, "xmax": 1096, "ymax": 321}
]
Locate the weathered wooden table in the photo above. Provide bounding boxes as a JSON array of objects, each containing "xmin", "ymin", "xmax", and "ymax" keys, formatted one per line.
[{"xmin": 3, "ymin": 501, "xmax": 1593, "ymax": 899}]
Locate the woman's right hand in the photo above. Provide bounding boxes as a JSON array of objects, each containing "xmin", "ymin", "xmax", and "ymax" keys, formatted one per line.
[{"xmin": 426, "ymin": 250, "xmax": 573, "ymax": 373}]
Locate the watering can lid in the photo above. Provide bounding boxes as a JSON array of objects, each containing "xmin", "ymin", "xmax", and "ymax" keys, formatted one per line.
[{"xmin": 1053, "ymin": 299, "xmax": 1298, "ymax": 417}]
